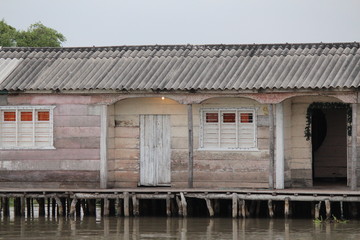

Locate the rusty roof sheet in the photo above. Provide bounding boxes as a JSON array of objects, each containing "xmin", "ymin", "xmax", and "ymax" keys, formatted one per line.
[{"xmin": 0, "ymin": 42, "xmax": 359, "ymax": 91}]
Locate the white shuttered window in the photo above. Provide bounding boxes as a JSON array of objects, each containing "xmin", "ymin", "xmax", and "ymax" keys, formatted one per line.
[
  {"xmin": 201, "ymin": 109, "xmax": 256, "ymax": 150},
  {"xmin": 0, "ymin": 106, "xmax": 55, "ymax": 149}
]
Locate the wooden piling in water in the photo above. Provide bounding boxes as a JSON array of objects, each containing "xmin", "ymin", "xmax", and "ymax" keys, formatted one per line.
[
  {"xmin": 180, "ymin": 193, "xmax": 187, "ymax": 217},
  {"xmin": 205, "ymin": 198, "xmax": 214, "ymax": 217},
  {"xmin": 232, "ymin": 193, "xmax": 237, "ymax": 218},
  {"xmin": 284, "ymin": 198, "xmax": 290, "ymax": 218},
  {"xmin": 325, "ymin": 199, "xmax": 331, "ymax": 219},
  {"xmin": 268, "ymin": 199, "xmax": 274, "ymax": 218},
  {"xmin": 124, "ymin": 192, "xmax": 130, "ymax": 217}
]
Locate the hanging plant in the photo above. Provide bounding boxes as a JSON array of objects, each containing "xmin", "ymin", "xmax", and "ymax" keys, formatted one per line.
[{"xmin": 304, "ymin": 102, "xmax": 352, "ymax": 141}]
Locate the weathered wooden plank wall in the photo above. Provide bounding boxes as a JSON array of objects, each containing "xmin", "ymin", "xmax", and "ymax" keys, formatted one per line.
[
  {"xmin": 0, "ymin": 96, "xmax": 101, "ymax": 188},
  {"xmin": 109, "ymin": 97, "xmax": 270, "ymax": 188}
]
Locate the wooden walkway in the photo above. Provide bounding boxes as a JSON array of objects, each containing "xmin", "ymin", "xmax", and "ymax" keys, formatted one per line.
[{"xmin": 1, "ymin": 187, "xmax": 360, "ymax": 219}]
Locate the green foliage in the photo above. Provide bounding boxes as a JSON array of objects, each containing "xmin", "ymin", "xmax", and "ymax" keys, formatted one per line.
[
  {"xmin": 0, "ymin": 20, "xmax": 66, "ymax": 47},
  {"xmin": 313, "ymin": 215, "xmax": 349, "ymax": 224},
  {"xmin": 304, "ymin": 102, "xmax": 352, "ymax": 141},
  {"xmin": 0, "ymin": 20, "xmax": 17, "ymax": 47}
]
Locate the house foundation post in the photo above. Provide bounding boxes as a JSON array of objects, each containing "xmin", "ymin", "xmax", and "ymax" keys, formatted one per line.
[
  {"xmin": 269, "ymin": 104, "xmax": 275, "ymax": 189},
  {"xmin": 100, "ymin": 104, "xmax": 109, "ymax": 189},
  {"xmin": 275, "ymin": 102, "xmax": 285, "ymax": 189},
  {"xmin": 351, "ymin": 103, "xmax": 357, "ymax": 190}
]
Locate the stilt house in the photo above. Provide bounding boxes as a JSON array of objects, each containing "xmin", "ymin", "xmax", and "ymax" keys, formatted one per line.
[{"xmin": 0, "ymin": 42, "xmax": 359, "ymax": 190}]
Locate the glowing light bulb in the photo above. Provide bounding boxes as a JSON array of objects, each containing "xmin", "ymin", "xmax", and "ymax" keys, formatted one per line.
[{"xmin": 161, "ymin": 97, "xmax": 165, "ymax": 100}]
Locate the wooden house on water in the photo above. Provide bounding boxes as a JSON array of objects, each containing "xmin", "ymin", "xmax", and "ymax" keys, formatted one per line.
[{"xmin": 0, "ymin": 42, "xmax": 360, "ymax": 191}]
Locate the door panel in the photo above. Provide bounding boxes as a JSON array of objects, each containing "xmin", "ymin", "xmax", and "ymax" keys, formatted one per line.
[{"xmin": 140, "ymin": 115, "xmax": 170, "ymax": 186}]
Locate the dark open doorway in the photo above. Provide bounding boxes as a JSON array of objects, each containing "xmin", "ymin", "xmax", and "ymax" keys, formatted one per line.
[{"xmin": 312, "ymin": 107, "xmax": 347, "ymax": 186}]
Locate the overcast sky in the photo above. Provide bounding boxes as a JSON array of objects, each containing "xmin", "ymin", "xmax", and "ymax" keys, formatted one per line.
[{"xmin": 1, "ymin": 0, "xmax": 360, "ymax": 47}]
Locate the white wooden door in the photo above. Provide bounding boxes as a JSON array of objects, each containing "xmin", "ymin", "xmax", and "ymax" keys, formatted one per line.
[{"xmin": 140, "ymin": 115, "xmax": 171, "ymax": 186}]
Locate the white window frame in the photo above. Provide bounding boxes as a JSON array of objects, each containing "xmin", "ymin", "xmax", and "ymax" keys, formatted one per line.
[
  {"xmin": 0, "ymin": 105, "xmax": 56, "ymax": 149},
  {"xmin": 200, "ymin": 108, "xmax": 258, "ymax": 151}
]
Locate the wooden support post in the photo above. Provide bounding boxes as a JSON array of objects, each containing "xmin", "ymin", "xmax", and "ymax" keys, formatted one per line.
[
  {"xmin": 0, "ymin": 197, "xmax": 2, "ymax": 216},
  {"xmin": 187, "ymin": 104, "xmax": 194, "ymax": 188},
  {"xmin": 268, "ymin": 199, "xmax": 274, "ymax": 218},
  {"xmin": 325, "ymin": 199, "xmax": 331, "ymax": 219},
  {"xmin": 166, "ymin": 194, "xmax": 171, "ymax": 217},
  {"xmin": 100, "ymin": 104, "xmax": 108, "ymax": 189},
  {"xmin": 26, "ymin": 198, "xmax": 31, "ymax": 217},
  {"xmin": 255, "ymin": 201, "xmax": 261, "ymax": 217},
  {"xmin": 54, "ymin": 196, "xmax": 63, "ymax": 217},
  {"xmin": 104, "ymin": 198, "xmax": 110, "ymax": 216},
  {"xmin": 205, "ymin": 198, "xmax": 214, "ymax": 217},
  {"xmin": 315, "ymin": 201, "xmax": 321, "ymax": 219},
  {"xmin": 88, "ymin": 199, "xmax": 96, "ymax": 216},
  {"xmin": 52, "ymin": 198, "xmax": 56, "ymax": 217},
  {"xmin": 351, "ymin": 103, "xmax": 358, "ymax": 190},
  {"xmin": 238, "ymin": 199, "xmax": 242, "ymax": 217},
  {"xmin": 132, "ymin": 195, "xmax": 139, "ymax": 216},
  {"xmin": 176, "ymin": 196, "xmax": 183, "ymax": 216},
  {"xmin": 124, "ymin": 192, "xmax": 130, "ymax": 217},
  {"xmin": 243, "ymin": 200, "xmax": 248, "ymax": 218},
  {"xmin": 340, "ymin": 201, "xmax": 344, "ymax": 220},
  {"xmin": 232, "ymin": 193, "xmax": 238, "ymax": 218},
  {"xmin": 38, "ymin": 198, "xmax": 45, "ymax": 217},
  {"xmin": 20, "ymin": 196, "xmax": 25, "ymax": 216},
  {"xmin": 275, "ymin": 102, "xmax": 285, "ymax": 189},
  {"xmin": 46, "ymin": 198, "xmax": 50, "ymax": 217},
  {"xmin": 116, "ymin": 197, "xmax": 122, "ymax": 217},
  {"xmin": 69, "ymin": 198, "xmax": 78, "ymax": 217},
  {"xmin": 284, "ymin": 198, "xmax": 290, "ymax": 218},
  {"xmin": 269, "ymin": 104, "xmax": 275, "ymax": 189},
  {"xmin": 180, "ymin": 193, "xmax": 187, "ymax": 217}
]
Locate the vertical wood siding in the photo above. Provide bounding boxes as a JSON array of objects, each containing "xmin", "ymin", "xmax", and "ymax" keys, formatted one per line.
[{"xmin": 140, "ymin": 115, "xmax": 171, "ymax": 186}]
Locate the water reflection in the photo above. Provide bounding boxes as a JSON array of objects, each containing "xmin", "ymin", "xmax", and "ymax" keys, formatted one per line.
[{"xmin": 2, "ymin": 217, "xmax": 360, "ymax": 239}]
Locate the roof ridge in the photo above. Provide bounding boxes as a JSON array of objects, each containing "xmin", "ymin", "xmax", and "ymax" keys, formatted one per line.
[{"xmin": 0, "ymin": 41, "xmax": 359, "ymax": 52}]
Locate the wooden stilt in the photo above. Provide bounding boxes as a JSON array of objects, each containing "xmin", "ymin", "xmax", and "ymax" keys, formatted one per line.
[
  {"xmin": 26, "ymin": 198, "xmax": 31, "ymax": 217},
  {"xmin": 38, "ymin": 198, "xmax": 45, "ymax": 217},
  {"xmin": 116, "ymin": 197, "xmax": 123, "ymax": 216},
  {"xmin": 255, "ymin": 201, "xmax": 261, "ymax": 217},
  {"xmin": 232, "ymin": 193, "xmax": 238, "ymax": 218},
  {"xmin": 241, "ymin": 200, "xmax": 246, "ymax": 218},
  {"xmin": 249, "ymin": 200, "xmax": 256, "ymax": 217},
  {"xmin": 340, "ymin": 201, "xmax": 344, "ymax": 219},
  {"xmin": 4, "ymin": 198, "xmax": 9, "ymax": 217},
  {"xmin": 166, "ymin": 194, "xmax": 171, "ymax": 217},
  {"xmin": 88, "ymin": 199, "xmax": 96, "ymax": 217},
  {"xmin": 180, "ymin": 193, "xmax": 187, "ymax": 217},
  {"xmin": 284, "ymin": 198, "xmax": 290, "ymax": 218},
  {"xmin": 20, "ymin": 196, "xmax": 25, "ymax": 216},
  {"xmin": 104, "ymin": 198, "xmax": 110, "ymax": 216},
  {"xmin": 205, "ymin": 198, "xmax": 214, "ymax": 217},
  {"xmin": 238, "ymin": 199, "xmax": 243, "ymax": 217},
  {"xmin": 54, "ymin": 196, "xmax": 63, "ymax": 217},
  {"xmin": 46, "ymin": 198, "xmax": 50, "ymax": 217},
  {"xmin": 124, "ymin": 192, "xmax": 129, "ymax": 217},
  {"xmin": 315, "ymin": 201, "xmax": 321, "ymax": 219},
  {"xmin": 268, "ymin": 199, "xmax": 274, "ymax": 218},
  {"xmin": 52, "ymin": 198, "xmax": 56, "ymax": 217},
  {"xmin": 325, "ymin": 199, "xmax": 331, "ymax": 219},
  {"xmin": 69, "ymin": 198, "xmax": 78, "ymax": 217},
  {"xmin": 132, "ymin": 195, "xmax": 139, "ymax": 216},
  {"xmin": 214, "ymin": 199, "xmax": 220, "ymax": 216},
  {"xmin": 176, "ymin": 196, "xmax": 183, "ymax": 216}
]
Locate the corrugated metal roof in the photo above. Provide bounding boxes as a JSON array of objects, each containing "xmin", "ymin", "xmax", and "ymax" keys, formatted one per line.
[{"xmin": 0, "ymin": 42, "xmax": 359, "ymax": 91}]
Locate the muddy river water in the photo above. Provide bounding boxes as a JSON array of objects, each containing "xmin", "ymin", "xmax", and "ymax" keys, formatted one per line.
[{"xmin": 1, "ymin": 216, "xmax": 360, "ymax": 239}]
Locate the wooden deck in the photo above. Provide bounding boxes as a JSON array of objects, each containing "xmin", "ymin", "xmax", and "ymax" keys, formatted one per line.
[{"xmin": 1, "ymin": 187, "xmax": 359, "ymax": 219}]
